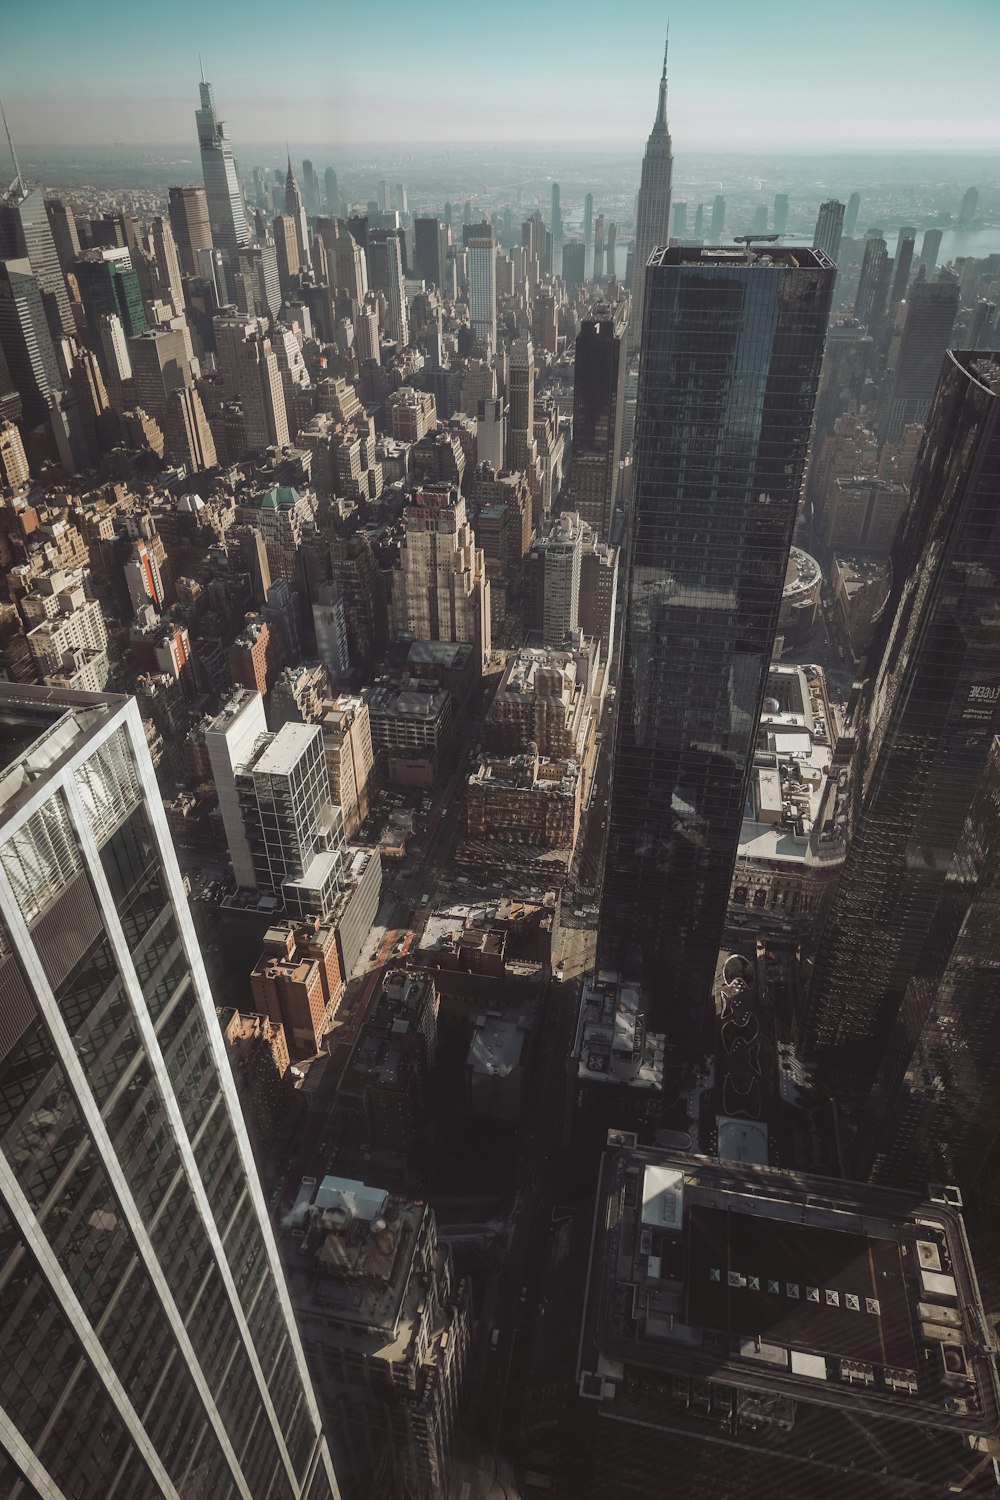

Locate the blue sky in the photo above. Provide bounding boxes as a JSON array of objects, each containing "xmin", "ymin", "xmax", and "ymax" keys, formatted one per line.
[{"xmin": 2, "ymin": 0, "xmax": 999, "ymax": 150}]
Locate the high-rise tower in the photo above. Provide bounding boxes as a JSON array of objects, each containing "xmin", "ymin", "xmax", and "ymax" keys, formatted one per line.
[
  {"xmin": 813, "ymin": 199, "xmax": 845, "ymax": 263},
  {"xmin": 0, "ymin": 683, "xmax": 340, "ymax": 1498},
  {"xmin": 195, "ymin": 73, "xmax": 251, "ymax": 259},
  {"xmin": 0, "ymin": 173, "xmax": 75, "ymax": 342},
  {"xmin": 466, "ymin": 228, "xmax": 496, "ymax": 352},
  {"xmin": 571, "ymin": 296, "xmax": 628, "ymax": 542},
  {"xmin": 805, "ymin": 352, "xmax": 1000, "ymax": 1093},
  {"xmin": 628, "ymin": 36, "xmax": 673, "ymax": 352},
  {"xmin": 284, "ymin": 155, "xmax": 312, "ymax": 273},
  {"xmin": 601, "ymin": 245, "xmax": 834, "ymax": 1036},
  {"xmin": 168, "ymin": 184, "xmax": 213, "ymax": 278}
]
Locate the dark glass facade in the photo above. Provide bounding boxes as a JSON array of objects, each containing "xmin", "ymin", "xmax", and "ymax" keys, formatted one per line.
[
  {"xmin": 74, "ymin": 255, "xmax": 149, "ymax": 341},
  {"xmin": 571, "ymin": 297, "xmax": 629, "ymax": 542},
  {"xmin": 600, "ymin": 246, "xmax": 834, "ymax": 1040},
  {"xmin": 805, "ymin": 353, "xmax": 1000, "ymax": 1093}
]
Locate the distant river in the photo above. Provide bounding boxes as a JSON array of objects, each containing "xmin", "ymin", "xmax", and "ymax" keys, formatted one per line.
[{"xmin": 931, "ymin": 227, "xmax": 1000, "ymax": 262}]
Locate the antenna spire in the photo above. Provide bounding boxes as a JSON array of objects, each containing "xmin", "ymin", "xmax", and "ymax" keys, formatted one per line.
[
  {"xmin": 654, "ymin": 25, "xmax": 670, "ymax": 130},
  {"xmin": 0, "ymin": 97, "xmax": 24, "ymax": 196},
  {"xmin": 663, "ymin": 21, "xmax": 669, "ymax": 79},
  {"xmin": 199, "ymin": 54, "xmax": 205, "ymax": 83}
]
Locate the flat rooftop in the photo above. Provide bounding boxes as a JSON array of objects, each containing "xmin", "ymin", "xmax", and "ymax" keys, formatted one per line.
[
  {"xmin": 253, "ymin": 721, "xmax": 321, "ymax": 776},
  {"xmin": 579, "ymin": 1147, "xmax": 1000, "ymax": 1456},
  {"xmin": 737, "ymin": 664, "xmax": 839, "ymax": 867},
  {"xmin": 649, "ymin": 245, "xmax": 835, "ymax": 272}
]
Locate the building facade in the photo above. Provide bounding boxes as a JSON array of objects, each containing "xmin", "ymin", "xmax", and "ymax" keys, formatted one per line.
[
  {"xmin": 0, "ymin": 683, "xmax": 339, "ymax": 1498},
  {"xmin": 601, "ymin": 245, "xmax": 834, "ymax": 1037}
]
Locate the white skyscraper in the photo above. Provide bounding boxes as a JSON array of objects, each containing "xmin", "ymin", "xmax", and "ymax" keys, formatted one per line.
[{"xmin": 467, "ymin": 233, "xmax": 497, "ymax": 353}]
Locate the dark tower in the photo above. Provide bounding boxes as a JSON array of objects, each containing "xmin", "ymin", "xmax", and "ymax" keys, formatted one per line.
[
  {"xmin": 600, "ymin": 245, "xmax": 835, "ymax": 1038},
  {"xmin": 571, "ymin": 296, "xmax": 629, "ymax": 541},
  {"xmin": 805, "ymin": 352, "xmax": 1000, "ymax": 1094}
]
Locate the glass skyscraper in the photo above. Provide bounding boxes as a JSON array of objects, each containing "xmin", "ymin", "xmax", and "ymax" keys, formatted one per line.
[
  {"xmin": 571, "ymin": 296, "xmax": 629, "ymax": 542},
  {"xmin": 196, "ymin": 78, "xmax": 251, "ymax": 260},
  {"xmin": 0, "ymin": 684, "xmax": 339, "ymax": 1499},
  {"xmin": 600, "ymin": 245, "xmax": 834, "ymax": 1041},
  {"xmin": 806, "ymin": 352, "xmax": 1000, "ymax": 1097}
]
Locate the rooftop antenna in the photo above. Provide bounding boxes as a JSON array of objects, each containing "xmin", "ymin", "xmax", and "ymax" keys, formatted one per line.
[
  {"xmin": 199, "ymin": 54, "xmax": 206, "ymax": 83},
  {"xmin": 0, "ymin": 97, "xmax": 24, "ymax": 197}
]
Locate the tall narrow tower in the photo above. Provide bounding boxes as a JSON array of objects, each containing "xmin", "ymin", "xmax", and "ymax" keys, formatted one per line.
[
  {"xmin": 628, "ymin": 36, "xmax": 673, "ymax": 353},
  {"xmin": 195, "ymin": 74, "xmax": 251, "ymax": 259},
  {"xmin": 285, "ymin": 154, "xmax": 312, "ymax": 273}
]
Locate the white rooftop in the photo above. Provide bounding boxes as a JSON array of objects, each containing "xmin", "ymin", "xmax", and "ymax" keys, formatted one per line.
[
  {"xmin": 254, "ymin": 721, "xmax": 321, "ymax": 775},
  {"xmin": 641, "ymin": 1164, "xmax": 684, "ymax": 1231}
]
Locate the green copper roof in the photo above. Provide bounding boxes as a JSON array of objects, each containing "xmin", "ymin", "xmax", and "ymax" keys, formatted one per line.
[{"xmin": 256, "ymin": 485, "xmax": 300, "ymax": 510}]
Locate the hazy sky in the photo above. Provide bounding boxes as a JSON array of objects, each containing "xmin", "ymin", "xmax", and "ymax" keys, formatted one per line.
[{"xmin": 2, "ymin": 0, "xmax": 999, "ymax": 152}]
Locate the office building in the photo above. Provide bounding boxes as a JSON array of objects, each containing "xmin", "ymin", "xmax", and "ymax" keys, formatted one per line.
[
  {"xmin": 844, "ymin": 190, "xmax": 861, "ymax": 237},
  {"xmin": 562, "ymin": 240, "xmax": 585, "ymax": 291},
  {"xmin": 168, "ymin": 183, "xmax": 213, "ymax": 278},
  {"xmin": 593, "ymin": 214, "xmax": 605, "ymax": 283},
  {"xmin": 583, "ymin": 192, "xmax": 594, "ymax": 250},
  {"xmin": 366, "ymin": 678, "xmax": 454, "ymax": 789},
  {"xmin": 0, "ymin": 178, "xmax": 74, "ymax": 341},
  {"xmin": 0, "ymin": 417, "xmax": 29, "ymax": 487},
  {"xmin": 466, "ymin": 230, "xmax": 496, "ymax": 352},
  {"xmin": 466, "ymin": 748, "xmax": 582, "ymax": 855},
  {"xmin": 551, "ymin": 181, "xmax": 562, "ymax": 249},
  {"xmin": 414, "ymin": 217, "xmax": 448, "ymax": 289},
  {"xmin": 216, "ymin": 315, "xmax": 290, "ymax": 452},
  {"xmin": 0, "ymin": 258, "xmax": 63, "ymax": 428},
  {"xmin": 0, "ymin": 683, "xmax": 339, "ymax": 1497},
  {"xmin": 488, "ymin": 640, "xmax": 599, "ymax": 762},
  {"xmin": 888, "ymin": 232, "xmax": 915, "ymax": 310},
  {"xmin": 324, "ymin": 167, "xmax": 339, "ymax": 214},
  {"xmin": 573, "ymin": 1141, "xmax": 999, "ymax": 1499},
  {"xmin": 571, "ymin": 296, "xmax": 628, "ymax": 540},
  {"xmin": 392, "ymin": 484, "xmax": 490, "ymax": 667},
  {"xmin": 601, "ymin": 245, "xmax": 834, "ymax": 1036},
  {"xmin": 282, "ymin": 1175, "xmax": 468, "ymax": 1500},
  {"xmin": 126, "ymin": 325, "xmax": 191, "ymax": 428},
  {"xmin": 524, "ymin": 510, "xmax": 584, "ymax": 646},
  {"xmin": 880, "ymin": 279, "xmax": 959, "ymax": 443},
  {"xmin": 919, "ymin": 227, "xmax": 943, "ymax": 273},
  {"xmin": 806, "ymin": 353, "xmax": 1000, "ymax": 1090},
  {"xmin": 854, "ymin": 237, "xmax": 889, "ymax": 329},
  {"xmin": 74, "ymin": 249, "xmax": 147, "ymax": 340},
  {"xmin": 368, "ymin": 230, "xmax": 408, "ymax": 348},
  {"xmin": 773, "ymin": 193, "xmax": 789, "ymax": 234},
  {"xmin": 958, "ymin": 186, "xmax": 978, "ymax": 228},
  {"xmin": 710, "ymin": 194, "xmax": 726, "ymax": 239},
  {"xmin": 506, "ymin": 334, "xmax": 536, "ymax": 475},
  {"xmin": 629, "ymin": 37, "xmax": 673, "ymax": 351},
  {"xmin": 812, "ymin": 199, "xmax": 845, "ymax": 264},
  {"xmin": 284, "ymin": 157, "xmax": 312, "ymax": 274},
  {"xmin": 44, "ymin": 196, "xmax": 81, "ymax": 273},
  {"xmin": 234, "ymin": 721, "xmax": 348, "ymax": 920},
  {"xmin": 195, "ymin": 74, "xmax": 250, "ymax": 260}
]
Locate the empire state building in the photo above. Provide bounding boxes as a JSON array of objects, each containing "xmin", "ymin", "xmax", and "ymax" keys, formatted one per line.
[{"xmin": 629, "ymin": 39, "xmax": 673, "ymax": 352}]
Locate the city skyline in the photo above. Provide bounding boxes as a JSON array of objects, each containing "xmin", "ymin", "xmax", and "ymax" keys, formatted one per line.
[{"xmin": 2, "ymin": 0, "xmax": 999, "ymax": 150}]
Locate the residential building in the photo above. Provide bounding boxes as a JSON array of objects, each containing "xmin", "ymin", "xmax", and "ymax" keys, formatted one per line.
[
  {"xmin": 251, "ymin": 918, "xmax": 344, "ymax": 1056},
  {"xmin": 524, "ymin": 510, "xmax": 584, "ymax": 645},
  {"xmin": 393, "ymin": 484, "xmax": 490, "ymax": 667},
  {"xmin": 569, "ymin": 973, "xmax": 665, "ymax": 1151},
  {"xmin": 319, "ymin": 694, "xmax": 374, "ymax": 839},
  {"xmin": 488, "ymin": 640, "xmax": 599, "ymax": 761},
  {"xmin": 466, "ymin": 749, "xmax": 582, "ymax": 852},
  {"xmin": 204, "ymin": 688, "xmax": 268, "ymax": 889}
]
